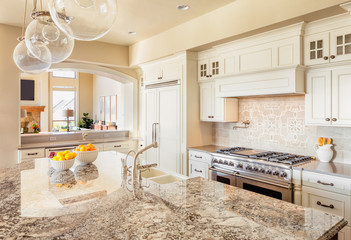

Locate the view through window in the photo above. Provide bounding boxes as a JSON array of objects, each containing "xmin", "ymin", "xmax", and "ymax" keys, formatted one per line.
[{"xmin": 52, "ymin": 90, "xmax": 76, "ymax": 130}]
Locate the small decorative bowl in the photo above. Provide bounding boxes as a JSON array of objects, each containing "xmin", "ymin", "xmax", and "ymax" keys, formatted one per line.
[
  {"xmin": 50, "ymin": 159, "xmax": 75, "ymax": 171},
  {"xmin": 73, "ymin": 149, "xmax": 99, "ymax": 165}
]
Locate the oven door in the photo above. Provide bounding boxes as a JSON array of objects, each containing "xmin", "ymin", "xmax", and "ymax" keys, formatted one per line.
[
  {"xmin": 209, "ymin": 168, "xmax": 236, "ymax": 186},
  {"xmin": 236, "ymin": 174, "xmax": 293, "ymax": 203}
]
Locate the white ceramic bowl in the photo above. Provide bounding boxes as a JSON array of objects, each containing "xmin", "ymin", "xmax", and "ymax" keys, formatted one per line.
[
  {"xmin": 73, "ymin": 149, "xmax": 99, "ymax": 165},
  {"xmin": 50, "ymin": 158, "xmax": 75, "ymax": 171}
]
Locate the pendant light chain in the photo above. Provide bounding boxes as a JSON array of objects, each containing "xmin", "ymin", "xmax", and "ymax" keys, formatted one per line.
[{"xmin": 21, "ymin": 0, "xmax": 28, "ymax": 38}]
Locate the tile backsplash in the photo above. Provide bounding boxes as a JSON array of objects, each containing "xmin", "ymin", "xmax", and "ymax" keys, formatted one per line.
[{"xmin": 213, "ymin": 96, "xmax": 351, "ymax": 164}]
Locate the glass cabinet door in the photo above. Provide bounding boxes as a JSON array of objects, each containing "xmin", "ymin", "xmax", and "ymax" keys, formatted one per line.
[
  {"xmin": 330, "ymin": 26, "xmax": 351, "ymax": 62},
  {"xmin": 304, "ymin": 32, "xmax": 329, "ymax": 65}
]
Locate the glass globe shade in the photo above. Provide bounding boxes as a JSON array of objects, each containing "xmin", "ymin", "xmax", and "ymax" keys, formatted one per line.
[
  {"xmin": 25, "ymin": 16, "xmax": 74, "ymax": 63},
  {"xmin": 13, "ymin": 40, "xmax": 51, "ymax": 74},
  {"xmin": 48, "ymin": 0, "xmax": 117, "ymax": 41}
]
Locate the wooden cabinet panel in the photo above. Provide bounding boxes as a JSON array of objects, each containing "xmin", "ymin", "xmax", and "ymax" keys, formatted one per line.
[
  {"xmin": 305, "ymin": 70, "xmax": 332, "ymax": 125},
  {"xmin": 19, "ymin": 148, "xmax": 45, "ymax": 162},
  {"xmin": 304, "ymin": 32, "xmax": 330, "ymax": 65},
  {"xmin": 330, "ymin": 26, "xmax": 351, "ymax": 63},
  {"xmin": 189, "ymin": 159, "xmax": 209, "ymax": 179},
  {"xmin": 302, "ymin": 186, "xmax": 351, "ymax": 224},
  {"xmin": 239, "ymin": 48, "xmax": 272, "ymax": 72},
  {"xmin": 332, "ymin": 68, "xmax": 351, "ymax": 126},
  {"xmin": 200, "ymin": 82, "xmax": 212, "ymax": 121}
]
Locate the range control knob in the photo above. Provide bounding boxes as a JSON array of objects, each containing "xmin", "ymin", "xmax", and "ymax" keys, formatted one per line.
[
  {"xmin": 253, "ymin": 166, "xmax": 258, "ymax": 171},
  {"xmin": 258, "ymin": 168, "xmax": 265, "ymax": 173},
  {"xmin": 265, "ymin": 169, "xmax": 272, "ymax": 174},
  {"xmin": 236, "ymin": 163, "xmax": 243, "ymax": 169},
  {"xmin": 228, "ymin": 161, "xmax": 234, "ymax": 166},
  {"xmin": 272, "ymin": 170, "xmax": 279, "ymax": 176},
  {"xmin": 223, "ymin": 160, "xmax": 229, "ymax": 165},
  {"xmin": 213, "ymin": 158, "xmax": 219, "ymax": 163},
  {"xmin": 245, "ymin": 165, "xmax": 252, "ymax": 170},
  {"xmin": 219, "ymin": 159, "xmax": 224, "ymax": 164},
  {"xmin": 280, "ymin": 172, "xmax": 287, "ymax": 178}
]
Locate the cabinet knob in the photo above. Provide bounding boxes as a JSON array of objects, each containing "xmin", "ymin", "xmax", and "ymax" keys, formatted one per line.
[
  {"xmin": 332, "ymin": 118, "xmax": 337, "ymax": 122},
  {"xmin": 323, "ymin": 56, "xmax": 329, "ymax": 60},
  {"xmin": 330, "ymin": 55, "xmax": 335, "ymax": 59},
  {"xmin": 325, "ymin": 118, "xmax": 330, "ymax": 122}
]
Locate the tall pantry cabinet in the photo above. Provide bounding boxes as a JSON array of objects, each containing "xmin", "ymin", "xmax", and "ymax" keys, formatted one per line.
[{"xmin": 139, "ymin": 52, "xmax": 212, "ymax": 175}]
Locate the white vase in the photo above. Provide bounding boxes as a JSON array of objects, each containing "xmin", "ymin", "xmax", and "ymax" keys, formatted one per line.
[{"xmin": 314, "ymin": 144, "xmax": 333, "ymax": 163}]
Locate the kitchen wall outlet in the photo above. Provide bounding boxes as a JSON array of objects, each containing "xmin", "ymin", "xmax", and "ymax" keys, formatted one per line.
[{"xmin": 50, "ymin": 137, "xmax": 56, "ymax": 141}]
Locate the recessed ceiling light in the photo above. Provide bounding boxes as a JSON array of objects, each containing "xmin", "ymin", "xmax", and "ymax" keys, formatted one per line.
[
  {"xmin": 177, "ymin": 5, "xmax": 190, "ymax": 11},
  {"xmin": 128, "ymin": 31, "xmax": 137, "ymax": 35}
]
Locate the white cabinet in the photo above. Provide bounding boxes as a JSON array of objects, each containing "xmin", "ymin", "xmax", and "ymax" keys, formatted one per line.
[
  {"xmin": 198, "ymin": 57, "xmax": 223, "ymax": 81},
  {"xmin": 305, "ymin": 25, "xmax": 351, "ymax": 65},
  {"xmin": 94, "ymin": 143, "xmax": 104, "ymax": 152},
  {"xmin": 18, "ymin": 148, "xmax": 45, "ymax": 163},
  {"xmin": 188, "ymin": 150, "xmax": 212, "ymax": 179},
  {"xmin": 301, "ymin": 170, "xmax": 351, "ymax": 240},
  {"xmin": 306, "ymin": 67, "xmax": 351, "ymax": 126},
  {"xmin": 143, "ymin": 59, "xmax": 181, "ymax": 83},
  {"xmin": 143, "ymin": 85, "xmax": 181, "ymax": 173},
  {"xmin": 103, "ymin": 141, "xmax": 135, "ymax": 153},
  {"xmin": 200, "ymin": 81, "xmax": 238, "ymax": 122}
]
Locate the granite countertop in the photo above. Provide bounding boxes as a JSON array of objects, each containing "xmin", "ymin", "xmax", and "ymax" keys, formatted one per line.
[
  {"xmin": 0, "ymin": 151, "xmax": 346, "ymax": 239},
  {"xmin": 188, "ymin": 145, "xmax": 227, "ymax": 153},
  {"xmin": 294, "ymin": 160, "xmax": 351, "ymax": 179},
  {"xmin": 18, "ymin": 137, "xmax": 135, "ymax": 150}
]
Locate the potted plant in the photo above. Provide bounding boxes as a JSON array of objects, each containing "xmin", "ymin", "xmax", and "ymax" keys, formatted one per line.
[
  {"xmin": 31, "ymin": 123, "xmax": 39, "ymax": 133},
  {"xmin": 79, "ymin": 113, "xmax": 94, "ymax": 129}
]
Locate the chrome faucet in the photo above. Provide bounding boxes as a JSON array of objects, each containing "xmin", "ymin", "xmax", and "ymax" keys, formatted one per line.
[{"xmin": 132, "ymin": 123, "xmax": 159, "ymax": 186}]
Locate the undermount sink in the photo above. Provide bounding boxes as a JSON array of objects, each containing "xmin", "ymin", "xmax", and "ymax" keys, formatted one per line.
[
  {"xmin": 148, "ymin": 175, "xmax": 181, "ymax": 185},
  {"xmin": 140, "ymin": 168, "xmax": 166, "ymax": 179}
]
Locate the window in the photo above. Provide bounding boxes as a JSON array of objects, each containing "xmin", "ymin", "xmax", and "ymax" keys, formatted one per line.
[
  {"xmin": 52, "ymin": 70, "xmax": 76, "ymax": 79},
  {"xmin": 52, "ymin": 90, "xmax": 76, "ymax": 130}
]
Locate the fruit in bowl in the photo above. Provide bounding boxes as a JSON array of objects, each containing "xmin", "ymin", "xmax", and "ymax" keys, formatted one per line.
[
  {"xmin": 50, "ymin": 150, "xmax": 77, "ymax": 171},
  {"xmin": 73, "ymin": 143, "xmax": 99, "ymax": 165}
]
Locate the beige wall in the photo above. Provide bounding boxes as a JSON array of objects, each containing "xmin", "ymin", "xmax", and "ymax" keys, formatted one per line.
[
  {"xmin": 78, "ymin": 73, "xmax": 94, "ymax": 121},
  {"xmin": 0, "ymin": 24, "xmax": 22, "ymax": 168},
  {"xmin": 129, "ymin": 0, "xmax": 348, "ymax": 65}
]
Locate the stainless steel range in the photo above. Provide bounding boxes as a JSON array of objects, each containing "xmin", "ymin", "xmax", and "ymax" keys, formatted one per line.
[{"xmin": 209, "ymin": 147, "xmax": 313, "ymax": 203}]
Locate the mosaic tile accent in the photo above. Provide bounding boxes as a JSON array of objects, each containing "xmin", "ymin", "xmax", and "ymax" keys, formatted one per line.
[{"xmin": 214, "ymin": 96, "xmax": 351, "ymax": 164}]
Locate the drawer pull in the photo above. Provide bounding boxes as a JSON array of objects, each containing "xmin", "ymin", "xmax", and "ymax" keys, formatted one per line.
[
  {"xmin": 317, "ymin": 201, "xmax": 334, "ymax": 209},
  {"xmin": 317, "ymin": 180, "xmax": 334, "ymax": 186},
  {"xmin": 28, "ymin": 153, "xmax": 38, "ymax": 156},
  {"xmin": 114, "ymin": 145, "xmax": 122, "ymax": 148},
  {"xmin": 194, "ymin": 169, "xmax": 203, "ymax": 173},
  {"xmin": 194, "ymin": 155, "xmax": 202, "ymax": 159}
]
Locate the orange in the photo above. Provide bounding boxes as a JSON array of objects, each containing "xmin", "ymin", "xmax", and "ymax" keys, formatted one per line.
[
  {"xmin": 74, "ymin": 148, "xmax": 80, "ymax": 151},
  {"xmin": 87, "ymin": 143, "xmax": 94, "ymax": 148},
  {"xmin": 80, "ymin": 146, "xmax": 87, "ymax": 151},
  {"xmin": 72, "ymin": 152, "xmax": 77, "ymax": 158},
  {"xmin": 59, "ymin": 156, "xmax": 65, "ymax": 161},
  {"xmin": 78, "ymin": 145, "xmax": 84, "ymax": 148}
]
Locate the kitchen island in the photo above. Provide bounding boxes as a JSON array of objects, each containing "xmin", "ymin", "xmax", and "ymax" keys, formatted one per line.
[{"xmin": 0, "ymin": 151, "xmax": 347, "ymax": 239}]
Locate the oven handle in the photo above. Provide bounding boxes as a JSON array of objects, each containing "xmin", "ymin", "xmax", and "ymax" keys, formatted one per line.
[
  {"xmin": 47, "ymin": 146, "xmax": 77, "ymax": 151},
  {"xmin": 234, "ymin": 171, "xmax": 292, "ymax": 190},
  {"xmin": 209, "ymin": 167, "xmax": 234, "ymax": 176}
]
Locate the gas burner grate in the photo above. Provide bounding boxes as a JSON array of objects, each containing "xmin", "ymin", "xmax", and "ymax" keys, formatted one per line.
[{"xmin": 216, "ymin": 147, "xmax": 251, "ymax": 154}]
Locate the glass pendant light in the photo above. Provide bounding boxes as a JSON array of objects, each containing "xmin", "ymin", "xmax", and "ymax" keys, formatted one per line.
[
  {"xmin": 13, "ymin": 39, "xmax": 51, "ymax": 74},
  {"xmin": 13, "ymin": 0, "xmax": 51, "ymax": 74},
  {"xmin": 48, "ymin": 0, "xmax": 118, "ymax": 41},
  {"xmin": 25, "ymin": 11, "xmax": 74, "ymax": 63}
]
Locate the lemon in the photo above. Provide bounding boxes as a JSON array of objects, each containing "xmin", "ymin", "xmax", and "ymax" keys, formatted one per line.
[
  {"xmin": 80, "ymin": 146, "xmax": 87, "ymax": 151},
  {"xmin": 52, "ymin": 156, "xmax": 59, "ymax": 161},
  {"xmin": 63, "ymin": 150, "xmax": 70, "ymax": 155},
  {"xmin": 57, "ymin": 152, "xmax": 64, "ymax": 158},
  {"xmin": 59, "ymin": 156, "xmax": 65, "ymax": 161}
]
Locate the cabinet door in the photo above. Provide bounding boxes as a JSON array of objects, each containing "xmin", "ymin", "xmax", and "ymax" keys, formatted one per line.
[
  {"xmin": 198, "ymin": 59, "xmax": 209, "ymax": 81},
  {"xmin": 212, "ymin": 83, "xmax": 225, "ymax": 121},
  {"xmin": 144, "ymin": 89, "xmax": 158, "ymax": 164},
  {"xmin": 143, "ymin": 66, "xmax": 162, "ymax": 83},
  {"xmin": 330, "ymin": 26, "xmax": 351, "ymax": 63},
  {"xmin": 332, "ymin": 68, "xmax": 351, "ymax": 126},
  {"xmin": 338, "ymin": 226, "xmax": 351, "ymax": 240},
  {"xmin": 209, "ymin": 57, "xmax": 223, "ymax": 78},
  {"xmin": 305, "ymin": 70, "xmax": 332, "ymax": 125},
  {"xmin": 157, "ymin": 85, "xmax": 180, "ymax": 173},
  {"xmin": 189, "ymin": 159, "xmax": 209, "ymax": 179},
  {"xmin": 304, "ymin": 33, "xmax": 330, "ymax": 65},
  {"xmin": 162, "ymin": 60, "xmax": 181, "ymax": 81},
  {"xmin": 200, "ymin": 82, "xmax": 212, "ymax": 121}
]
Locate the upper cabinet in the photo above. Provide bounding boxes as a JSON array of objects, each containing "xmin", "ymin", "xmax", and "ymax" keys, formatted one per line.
[
  {"xmin": 200, "ymin": 81, "xmax": 238, "ymax": 122},
  {"xmin": 197, "ymin": 22, "xmax": 304, "ymax": 82},
  {"xmin": 198, "ymin": 57, "xmax": 223, "ymax": 81},
  {"xmin": 304, "ymin": 13, "xmax": 351, "ymax": 66},
  {"xmin": 305, "ymin": 66, "xmax": 351, "ymax": 127},
  {"xmin": 142, "ymin": 57, "xmax": 182, "ymax": 84}
]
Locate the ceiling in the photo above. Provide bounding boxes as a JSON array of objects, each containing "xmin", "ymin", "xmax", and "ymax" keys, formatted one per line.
[{"xmin": 0, "ymin": 0, "xmax": 236, "ymax": 46}]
